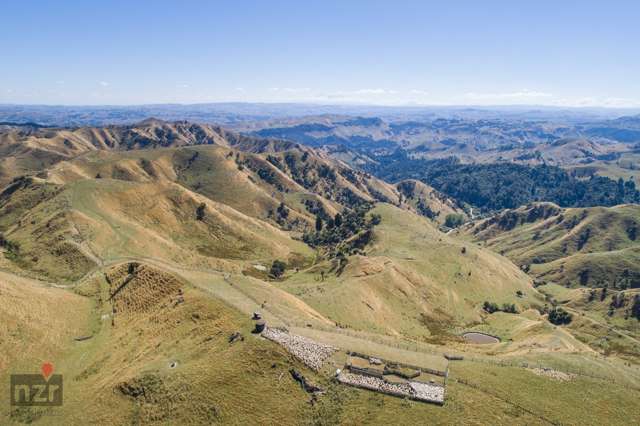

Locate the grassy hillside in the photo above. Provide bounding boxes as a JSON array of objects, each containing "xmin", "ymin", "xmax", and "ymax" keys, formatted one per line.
[
  {"xmin": 3, "ymin": 263, "xmax": 639, "ymax": 425},
  {"xmin": 0, "ymin": 142, "xmax": 460, "ymax": 283},
  {"xmin": 536, "ymin": 283, "xmax": 640, "ymax": 360},
  {"xmin": 461, "ymin": 203, "xmax": 640, "ymax": 359},
  {"xmin": 0, "ymin": 120, "xmax": 465, "ymax": 230},
  {"xmin": 281, "ymin": 203, "xmax": 540, "ymax": 342},
  {"xmin": 45, "ymin": 143, "xmax": 404, "ymax": 225},
  {"xmin": 0, "ymin": 119, "xmax": 291, "ymax": 187},
  {"xmin": 0, "ymin": 174, "xmax": 314, "ymax": 281},
  {"xmin": 0, "ymin": 270, "xmax": 92, "ymax": 373},
  {"xmin": 464, "ymin": 202, "xmax": 640, "ymax": 288},
  {"xmin": 0, "ymin": 264, "xmax": 323, "ymax": 425}
]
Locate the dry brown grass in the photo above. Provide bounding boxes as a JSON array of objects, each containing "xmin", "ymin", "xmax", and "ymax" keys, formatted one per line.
[
  {"xmin": 107, "ymin": 263, "xmax": 183, "ymax": 316},
  {"xmin": 0, "ymin": 270, "xmax": 92, "ymax": 373},
  {"xmin": 2, "ymin": 263, "xmax": 322, "ymax": 425}
]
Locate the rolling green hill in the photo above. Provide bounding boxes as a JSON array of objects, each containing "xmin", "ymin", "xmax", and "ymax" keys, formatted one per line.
[
  {"xmin": 281, "ymin": 203, "xmax": 539, "ymax": 342},
  {"xmin": 464, "ymin": 202, "xmax": 640, "ymax": 289}
]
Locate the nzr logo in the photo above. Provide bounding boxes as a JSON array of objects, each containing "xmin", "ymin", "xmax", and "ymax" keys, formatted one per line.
[{"xmin": 10, "ymin": 362, "xmax": 63, "ymax": 407}]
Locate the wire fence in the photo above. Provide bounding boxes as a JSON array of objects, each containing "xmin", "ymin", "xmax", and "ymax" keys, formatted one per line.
[
  {"xmin": 278, "ymin": 319, "xmax": 640, "ymax": 387},
  {"xmin": 457, "ymin": 356, "xmax": 640, "ymax": 391}
]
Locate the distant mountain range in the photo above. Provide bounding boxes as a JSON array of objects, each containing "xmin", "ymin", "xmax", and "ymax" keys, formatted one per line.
[
  {"xmin": 1, "ymin": 102, "xmax": 639, "ymax": 127},
  {"xmin": 2, "ymin": 104, "xmax": 639, "ymax": 183},
  {"xmin": 241, "ymin": 114, "xmax": 640, "ymax": 164}
]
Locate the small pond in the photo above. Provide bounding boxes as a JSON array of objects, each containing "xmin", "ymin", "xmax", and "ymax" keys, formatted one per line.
[{"xmin": 462, "ymin": 332, "xmax": 500, "ymax": 344}]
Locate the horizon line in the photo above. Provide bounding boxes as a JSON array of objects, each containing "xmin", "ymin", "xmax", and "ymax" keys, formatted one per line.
[{"xmin": 1, "ymin": 101, "xmax": 640, "ymax": 111}]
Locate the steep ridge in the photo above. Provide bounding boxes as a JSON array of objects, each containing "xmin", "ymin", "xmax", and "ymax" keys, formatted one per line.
[
  {"xmin": 0, "ymin": 175, "xmax": 314, "ymax": 281},
  {"xmin": 0, "ymin": 126, "xmax": 405, "ymax": 282},
  {"xmin": 0, "ymin": 122, "xmax": 541, "ymax": 337},
  {"xmin": 0, "ymin": 119, "xmax": 468, "ymax": 228},
  {"xmin": 43, "ymin": 145, "xmax": 398, "ymax": 228},
  {"xmin": 0, "ymin": 119, "xmax": 298, "ymax": 187}
]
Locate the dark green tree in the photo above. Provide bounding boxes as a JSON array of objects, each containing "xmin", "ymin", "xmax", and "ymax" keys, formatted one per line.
[
  {"xmin": 445, "ymin": 213, "xmax": 464, "ymax": 228},
  {"xmin": 600, "ymin": 287, "xmax": 608, "ymax": 301},
  {"xmin": 277, "ymin": 202, "xmax": 289, "ymax": 219},
  {"xmin": 501, "ymin": 303, "xmax": 518, "ymax": 314},
  {"xmin": 483, "ymin": 301, "xmax": 499, "ymax": 313},
  {"xmin": 270, "ymin": 260, "xmax": 287, "ymax": 278},
  {"xmin": 548, "ymin": 307, "xmax": 573, "ymax": 325},
  {"xmin": 631, "ymin": 295, "xmax": 640, "ymax": 320},
  {"xmin": 196, "ymin": 202, "xmax": 206, "ymax": 221}
]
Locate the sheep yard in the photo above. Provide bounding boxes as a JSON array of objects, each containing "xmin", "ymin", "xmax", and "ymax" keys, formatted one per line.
[{"xmin": 260, "ymin": 327, "xmax": 447, "ymax": 404}]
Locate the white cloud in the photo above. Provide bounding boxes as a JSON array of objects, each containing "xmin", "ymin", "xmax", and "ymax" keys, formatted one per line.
[
  {"xmin": 282, "ymin": 87, "xmax": 311, "ymax": 93},
  {"xmin": 601, "ymin": 97, "xmax": 640, "ymax": 108},
  {"xmin": 352, "ymin": 88, "xmax": 396, "ymax": 95},
  {"xmin": 255, "ymin": 87, "xmax": 436, "ymax": 105},
  {"xmin": 323, "ymin": 88, "xmax": 400, "ymax": 100},
  {"xmin": 267, "ymin": 87, "xmax": 311, "ymax": 93},
  {"xmin": 98, "ymin": 81, "xmax": 109, "ymax": 87},
  {"xmin": 177, "ymin": 83, "xmax": 190, "ymax": 89},
  {"xmin": 464, "ymin": 89, "xmax": 553, "ymax": 102},
  {"xmin": 235, "ymin": 87, "xmax": 245, "ymax": 92},
  {"xmin": 246, "ymin": 86, "xmax": 639, "ymax": 108},
  {"xmin": 455, "ymin": 90, "xmax": 640, "ymax": 108},
  {"xmin": 548, "ymin": 96, "xmax": 640, "ymax": 108}
]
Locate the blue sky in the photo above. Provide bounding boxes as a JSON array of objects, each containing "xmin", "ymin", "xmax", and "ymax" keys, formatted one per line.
[{"xmin": 1, "ymin": 0, "xmax": 639, "ymax": 106}]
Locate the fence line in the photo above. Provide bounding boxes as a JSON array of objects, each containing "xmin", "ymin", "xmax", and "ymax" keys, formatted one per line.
[
  {"xmin": 459, "ymin": 356, "xmax": 640, "ymax": 391},
  {"xmin": 282, "ymin": 320, "xmax": 640, "ymax": 390}
]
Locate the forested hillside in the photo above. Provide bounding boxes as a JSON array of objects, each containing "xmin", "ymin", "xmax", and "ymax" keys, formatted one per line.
[{"xmin": 366, "ymin": 153, "xmax": 640, "ymax": 211}]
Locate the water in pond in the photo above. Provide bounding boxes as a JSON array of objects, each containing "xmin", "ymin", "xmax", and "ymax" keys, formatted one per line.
[{"xmin": 462, "ymin": 332, "xmax": 500, "ymax": 344}]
